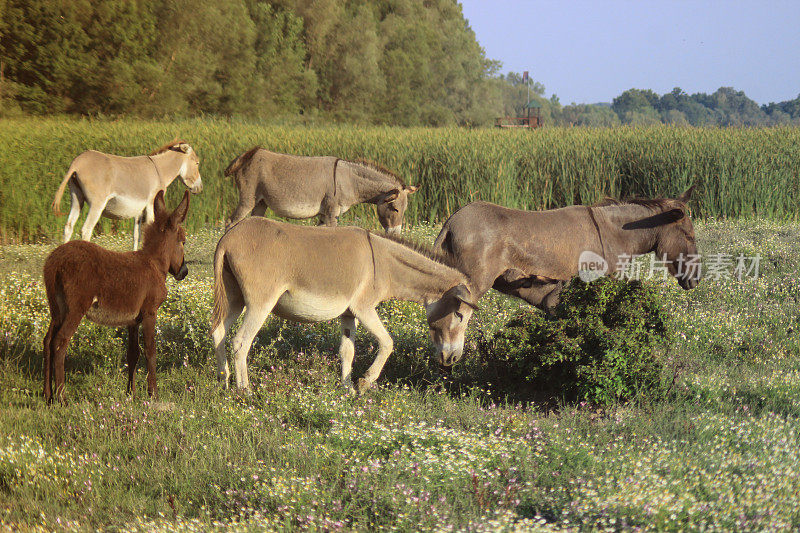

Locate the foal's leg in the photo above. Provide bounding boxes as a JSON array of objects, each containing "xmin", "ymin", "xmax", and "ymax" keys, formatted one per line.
[
  {"xmin": 141, "ymin": 311, "xmax": 159, "ymax": 399},
  {"xmin": 338, "ymin": 314, "xmax": 359, "ymax": 391},
  {"xmin": 354, "ymin": 308, "xmax": 394, "ymax": 393},
  {"xmin": 80, "ymin": 199, "xmax": 109, "ymax": 242},
  {"xmin": 126, "ymin": 324, "xmax": 141, "ymax": 396},
  {"xmin": 62, "ymin": 186, "xmax": 84, "ymax": 243},
  {"xmin": 51, "ymin": 310, "xmax": 85, "ymax": 404},
  {"xmin": 42, "ymin": 320, "xmax": 56, "ymax": 404}
]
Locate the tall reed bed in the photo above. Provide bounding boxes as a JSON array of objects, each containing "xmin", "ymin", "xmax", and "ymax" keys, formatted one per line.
[{"xmin": 1, "ymin": 118, "xmax": 798, "ymax": 241}]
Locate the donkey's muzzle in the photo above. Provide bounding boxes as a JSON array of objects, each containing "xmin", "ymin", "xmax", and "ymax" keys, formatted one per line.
[{"xmin": 174, "ymin": 263, "xmax": 189, "ymax": 281}]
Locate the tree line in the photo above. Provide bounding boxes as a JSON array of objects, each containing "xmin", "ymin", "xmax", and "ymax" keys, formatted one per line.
[
  {"xmin": 1, "ymin": 0, "xmax": 798, "ymax": 127},
  {"xmin": 498, "ymin": 76, "xmax": 800, "ymax": 127}
]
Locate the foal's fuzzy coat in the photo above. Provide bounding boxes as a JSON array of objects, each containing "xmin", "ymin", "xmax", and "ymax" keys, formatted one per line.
[{"xmin": 42, "ymin": 190, "xmax": 190, "ymax": 404}]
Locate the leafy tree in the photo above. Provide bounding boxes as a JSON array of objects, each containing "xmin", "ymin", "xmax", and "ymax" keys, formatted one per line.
[
  {"xmin": 612, "ymin": 88, "xmax": 660, "ymax": 120},
  {"xmin": 247, "ymin": 1, "xmax": 315, "ymax": 114}
]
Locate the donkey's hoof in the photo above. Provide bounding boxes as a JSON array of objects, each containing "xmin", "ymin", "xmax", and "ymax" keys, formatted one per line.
[{"xmin": 356, "ymin": 378, "xmax": 374, "ymax": 394}]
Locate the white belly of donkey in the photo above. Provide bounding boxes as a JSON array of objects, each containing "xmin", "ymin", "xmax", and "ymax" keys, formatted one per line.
[
  {"xmin": 272, "ymin": 289, "xmax": 349, "ymax": 323},
  {"xmin": 103, "ymin": 195, "xmax": 148, "ymax": 219}
]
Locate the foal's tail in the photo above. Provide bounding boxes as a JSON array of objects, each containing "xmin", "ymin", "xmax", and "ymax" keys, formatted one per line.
[
  {"xmin": 211, "ymin": 243, "xmax": 229, "ymax": 332},
  {"xmin": 52, "ymin": 164, "xmax": 78, "ymax": 217}
]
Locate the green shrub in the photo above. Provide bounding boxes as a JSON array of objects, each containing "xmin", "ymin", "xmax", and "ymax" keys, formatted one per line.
[{"xmin": 489, "ymin": 277, "xmax": 670, "ymax": 406}]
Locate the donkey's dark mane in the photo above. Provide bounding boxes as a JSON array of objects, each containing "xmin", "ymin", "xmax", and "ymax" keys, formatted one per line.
[
  {"xmin": 348, "ymin": 159, "xmax": 406, "ymax": 187},
  {"xmin": 149, "ymin": 139, "xmax": 188, "ymax": 156},
  {"xmin": 594, "ymin": 196, "xmax": 683, "ymax": 210},
  {"xmin": 372, "ymin": 232, "xmax": 467, "ymax": 275},
  {"xmin": 225, "ymin": 146, "xmax": 261, "ymax": 176}
]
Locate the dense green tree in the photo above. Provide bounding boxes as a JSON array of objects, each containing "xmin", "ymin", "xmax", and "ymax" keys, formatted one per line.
[
  {"xmin": 0, "ymin": 0, "xmax": 93, "ymax": 113},
  {"xmin": 560, "ymin": 104, "xmax": 621, "ymax": 127},
  {"xmin": 612, "ymin": 88, "xmax": 660, "ymax": 120},
  {"xmin": 247, "ymin": 1, "xmax": 315, "ymax": 114}
]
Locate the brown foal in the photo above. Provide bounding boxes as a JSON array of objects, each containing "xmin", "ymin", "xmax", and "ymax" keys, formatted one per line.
[{"xmin": 42, "ymin": 190, "xmax": 190, "ymax": 404}]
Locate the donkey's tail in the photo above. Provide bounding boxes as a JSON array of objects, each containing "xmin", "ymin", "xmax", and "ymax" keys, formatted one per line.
[
  {"xmin": 224, "ymin": 146, "xmax": 261, "ymax": 177},
  {"xmin": 433, "ymin": 221, "xmax": 454, "ymax": 256},
  {"xmin": 52, "ymin": 164, "xmax": 78, "ymax": 216},
  {"xmin": 211, "ymin": 242, "xmax": 229, "ymax": 332}
]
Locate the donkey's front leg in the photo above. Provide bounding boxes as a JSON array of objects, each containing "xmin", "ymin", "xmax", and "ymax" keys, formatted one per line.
[
  {"xmin": 132, "ymin": 211, "xmax": 146, "ymax": 250},
  {"xmin": 141, "ymin": 311, "xmax": 159, "ymax": 399},
  {"xmin": 338, "ymin": 315, "xmax": 358, "ymax": 392},
  {"xmin": 126, "ymin": 323, "xmax": 141, "ymax": 396},
  {"xmin": 318, "ymin": 196, "xmax": 340, "ymax": 227},
  {"xmin": 354, "ymin": 308, "xmax": 394, "ymax": 393}
]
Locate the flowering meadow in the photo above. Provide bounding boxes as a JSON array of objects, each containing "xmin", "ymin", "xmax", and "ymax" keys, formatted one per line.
[{"xmin": 2, "ymin": 220, "xmax": 800, "ymax": 531}]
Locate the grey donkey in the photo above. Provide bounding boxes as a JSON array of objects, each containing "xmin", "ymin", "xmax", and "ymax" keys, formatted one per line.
[{"xmin": 223, "ymin": 147, "xmax": 419, "ymax": 233}]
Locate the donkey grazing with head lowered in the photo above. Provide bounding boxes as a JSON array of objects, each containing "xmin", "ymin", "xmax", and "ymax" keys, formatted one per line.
[
  {"xmin": 52, "ymin": 140, "xmax": 202, "ymax": 250},
  {"xmin": 223, "ymin": 147, "xmax": 419, "ymax": 233},
  {"xmin": 434, "ymin": 187, "xmax": 700, "ymax": 313},
  {"xmin": 211, "ymin": 217, "xmax": 479, "ymax": 391},
  {"xmin": 43, "ymin": 190, "xmax": 191, "ymax": 404}
]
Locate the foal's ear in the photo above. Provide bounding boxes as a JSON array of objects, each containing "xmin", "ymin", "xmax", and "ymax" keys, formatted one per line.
[
  {"xmin": 169, "ymin": 190, "xmax": 191, "ymax": 227},
  {"xmin": 677, "ymin": 185, "xmax": 695, "ymax": 204},
  {"xmin": 153, "ymin": 190, "xmax": 167, "ymax": 222}
]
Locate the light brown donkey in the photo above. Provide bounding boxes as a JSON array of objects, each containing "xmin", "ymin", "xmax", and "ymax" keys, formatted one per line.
[
  {"xmin": 52, "ymin": 140, "xmax": 202, "ymax": 250},
  {"xmin": 42, "ymin": 190, "xmax": 191, "ymax": 404},
  {"xmin": 223, "ymin": 147, "xmax": 419, "ymax": 233},
  {"xmin": 211, "ymin": 218, "xmax": 479, "ymax": 392}
]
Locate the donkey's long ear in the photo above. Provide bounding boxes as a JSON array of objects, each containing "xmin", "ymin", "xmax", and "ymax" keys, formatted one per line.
[
  {"xmin": 454, "ymin": 284, "xmax": 480, "ymax": 310},
  {"xmin": 622, "ymin": 207, "xmax": 685, "ymax": 230},
  {"xmin": 153, "ymin": 190, "xmax": 167, "ymax": 222},
  {"xmin": 169, "ymin": 190, "xmax": 191, "ymax": 227},
  {"xmin": 677, "ymin": 185, "xmax": 695, "ymax": 204},
  {"xmin": 381, "ymin": 188, "xmax": 401, "ymax": 203}
]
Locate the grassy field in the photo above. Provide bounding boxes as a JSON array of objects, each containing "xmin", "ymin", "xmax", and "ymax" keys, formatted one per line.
[
  {"xmin": 1, "ymin": 118, "xmax": 800, "ymax": 241},
  {"xmin": 2, "ymin": 219, "xmax": 800, "ymax": 531}
]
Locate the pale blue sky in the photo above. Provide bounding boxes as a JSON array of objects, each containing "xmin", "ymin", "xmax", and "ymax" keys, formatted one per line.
[{"xmin": 459, "ymin": 0, "xmax": 800, "ymax": 105}]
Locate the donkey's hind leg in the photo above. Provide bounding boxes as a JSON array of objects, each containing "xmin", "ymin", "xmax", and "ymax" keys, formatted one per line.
[
  {"xmin": 62, "ymin": 185, "xmax": 84, "ymax": 243},
  {"xmin": 338, "ymin": 314, "xmax": 359, "ymax": 391},
  {"xmin": 230, "ymin": 297, "xmax": 279, "ymax": 391},
  {"xmin": 80, "ymin": 199, "xmax": 109, "ymax": 242},
  {"xmin": 354, "ymin": 308, "xmax": 394, "ymax": 393},
  {"xmin": 212, "ymin": 301, "xmax": 244, "ymax": 389}
]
